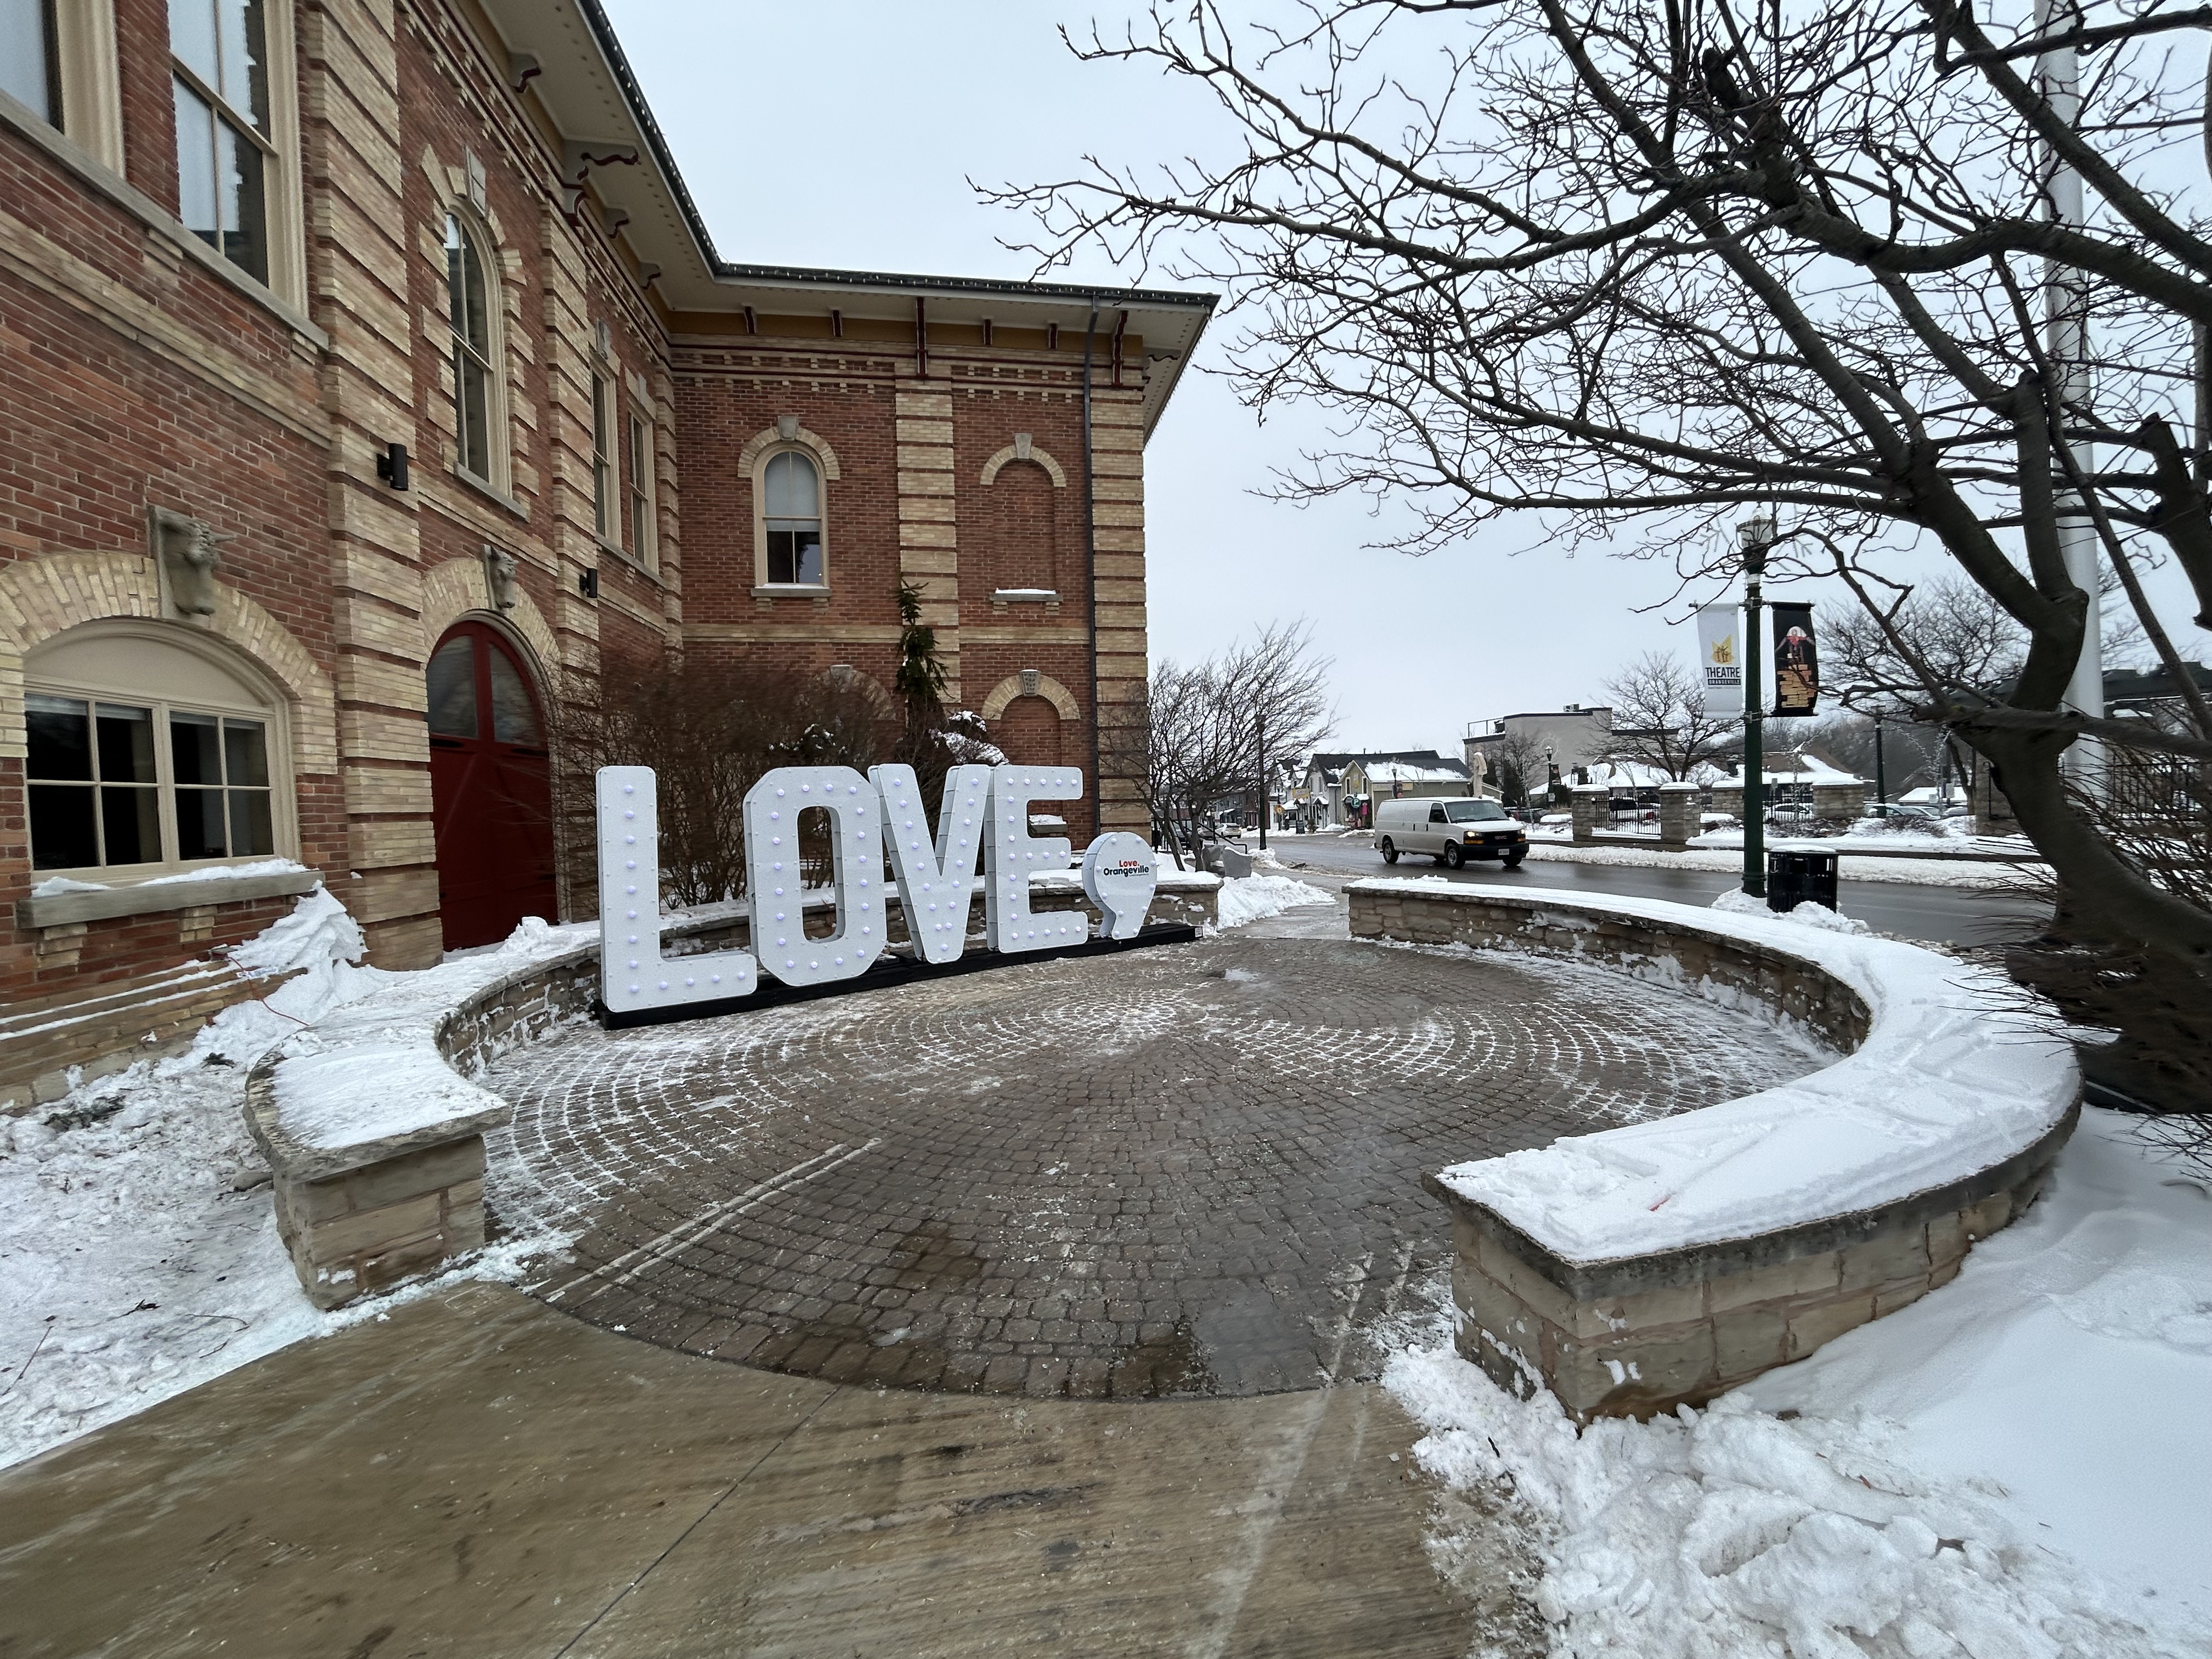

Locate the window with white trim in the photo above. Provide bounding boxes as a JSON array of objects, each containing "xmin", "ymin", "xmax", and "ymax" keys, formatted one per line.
[
  {"xmin": 761, "ymin": 450, "xmax": 823, "ymax": 586},
  {"xmin": 590, "ymin": 370, "xmax": 614, "ymax": 541},
  {"xmin": 24, "ymin": 628, "xmax": 290, "ymax": 877},
  {"xmin": 627, "ymin": 409, "xmax": 654, "ymax": 565},
  {"xmin": 445, "ymin": 211, "xmax": 498, "ymax": 483},
  {"xmin": 1, "ymin": 0, "xmax": 61, "ymax": 125},
  {"xmin": 168, "ymin": 0, "xmax": 275, "ymax": 285}
]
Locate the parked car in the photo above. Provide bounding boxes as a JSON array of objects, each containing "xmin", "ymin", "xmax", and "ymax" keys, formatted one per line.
[{"xmin": 1374, "ymin": 797, "xmax": 1528, "ymax": 868}]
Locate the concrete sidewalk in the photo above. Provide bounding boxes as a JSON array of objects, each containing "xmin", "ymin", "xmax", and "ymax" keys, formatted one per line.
[{"xmin": 0, "ymin": 1282, "xmax": 1536, "ymax": 1657}]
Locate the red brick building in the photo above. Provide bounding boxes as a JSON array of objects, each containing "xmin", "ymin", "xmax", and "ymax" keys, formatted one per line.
[{"xmin": 0, "ymin": 0, "xmax": 1210, "ymax": 1098}]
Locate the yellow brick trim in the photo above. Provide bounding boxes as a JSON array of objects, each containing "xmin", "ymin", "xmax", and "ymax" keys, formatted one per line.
[
  {"xmin": 417, "ymin": 555, "xmax": 562, "ymax": 696},
  {"xmin": 979, "ymin": 442, "xmax": 1069, "ymax": 489},
  {"xmin": 0, "ymin": 551, "xmax": 337, "ymax": 774},
  {"xmin": 978, "ymin": 671, "xmax": 1081, "ymax": 723}
]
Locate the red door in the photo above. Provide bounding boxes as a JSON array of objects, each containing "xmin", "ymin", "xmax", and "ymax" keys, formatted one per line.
[{"xmin": 427, "ymin": 622, "xmax": 556, "ymax": 950}]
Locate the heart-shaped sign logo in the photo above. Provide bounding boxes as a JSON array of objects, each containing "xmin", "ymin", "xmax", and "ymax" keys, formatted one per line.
[{"xmin": 1081, "ymin": 832, "xmax": 1159, "ymax": 940}]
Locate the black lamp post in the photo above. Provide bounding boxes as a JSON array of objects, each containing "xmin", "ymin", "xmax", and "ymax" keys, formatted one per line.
[{"xmin": 1738, "ymin": 515, "xmax": 1774, "ymax": 898}]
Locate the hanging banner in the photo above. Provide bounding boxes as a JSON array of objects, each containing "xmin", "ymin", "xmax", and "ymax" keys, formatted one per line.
[
  {"xmin": 1695, "ymin": 605, "xmax": 1743, "ymax": 715},
  {"xmin": 1770, "ymin": 602, "xmax": 1820, "ymax": 717}
]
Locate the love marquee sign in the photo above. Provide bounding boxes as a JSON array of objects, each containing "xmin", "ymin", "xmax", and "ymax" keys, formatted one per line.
[{"xmin": 596, "ymin": 762, "xmax": 1163, "ymax": 1019}]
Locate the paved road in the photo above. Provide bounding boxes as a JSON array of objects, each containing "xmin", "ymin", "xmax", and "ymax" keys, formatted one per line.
[{"xmin": 1262, "ymin": 835, "xmax": 2052, "ymax": 948}]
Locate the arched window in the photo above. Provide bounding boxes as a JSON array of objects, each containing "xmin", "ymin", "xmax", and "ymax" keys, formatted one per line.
[
  {"xmin": 761, "ymin": 450, "xmax": 824, "ymax": 586},
  {"xmin": 444, "ymin": 212, "xmax": 498, "ymax": 483},
  {"xmin": 24, "ymin": 625, "xmax": 290, "ymax": 877}
]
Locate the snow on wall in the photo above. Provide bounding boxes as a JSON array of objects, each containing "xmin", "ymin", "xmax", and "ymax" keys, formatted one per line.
[{"xmin": 1356, "ymin": 879, "xmax": 2079, "ymax": 1263}]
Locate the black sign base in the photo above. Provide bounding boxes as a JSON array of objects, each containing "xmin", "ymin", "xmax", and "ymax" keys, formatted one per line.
[{"xmin": 596, "ymin": 922, "xmax": 1200, "ymax": 1031}]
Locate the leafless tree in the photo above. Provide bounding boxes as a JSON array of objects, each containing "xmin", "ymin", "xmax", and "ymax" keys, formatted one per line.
[
  {"xmin": 1237, "ymin": 618, "xmax": 1337, "ymax": 826},
  {"xmin": 1484, "ymin": 729, "xmax": 1550, "ymax": 804},
  {"xmin": 998, "ymin": 0, "xmax": 2212, "ymax": 980},
  {"xmin": 1110, "ymin": 619, "xmax": 1334, "ymax": 861},
  {"xmin": 563, "ymin": 659, "xmax": 892, "ymax": 908},
  {"xmin": 1599, "ymin": 651, "xmax": 1739, "ymax": 778}
]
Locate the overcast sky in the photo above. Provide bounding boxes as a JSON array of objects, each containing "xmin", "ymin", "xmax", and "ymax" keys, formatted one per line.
[{"xmin": 600, "ymin": 1, "xmax": 2202, "ymax": 760}]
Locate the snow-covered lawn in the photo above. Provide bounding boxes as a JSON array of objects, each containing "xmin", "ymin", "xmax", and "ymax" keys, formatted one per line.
[
  {"xmin": 1386, "ymin": 1107, "xmax": 2212, "ymax": 1656},
  {"xmin": 1521, "ymin": 840, "xmax": 2034, "ymax": 890}
]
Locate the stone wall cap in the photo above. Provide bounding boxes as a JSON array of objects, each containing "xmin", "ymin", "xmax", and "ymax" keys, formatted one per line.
[{"xmin": 1349, "ymin": 881, "xmax": 2078, "ymax": 1265}]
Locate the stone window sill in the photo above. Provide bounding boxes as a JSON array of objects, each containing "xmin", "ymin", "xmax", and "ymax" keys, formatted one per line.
[
  {"xmin": 20, "ymin": 869, "xmax": 322, "ymax": 930},
  {"xmin": 991, "ymin": 590, "xmax": 1062, "ymax": 608},
  {"xmin": 752, "ymin": 584, "xmax": 832, "ymax": 600},
  {"xmin": 455, "ymin": 466, "xmax": 529, "ymax": 521},
  {"xmin": 597, "ymin": 540, "xmax": 666, "ymax": 588}
]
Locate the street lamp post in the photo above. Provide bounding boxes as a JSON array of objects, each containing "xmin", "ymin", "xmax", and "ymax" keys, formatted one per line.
[
  {"xmin": 1739, "ymin": 515, "xmax": 1773, "ymax": 898},
  {"xmin": 1872, "ymin": 712, "xmax": 1887, "ymax": 808},
  {"xmin": 1256, "ymin": 705, "xmax": 1267, "ymax": 854}
]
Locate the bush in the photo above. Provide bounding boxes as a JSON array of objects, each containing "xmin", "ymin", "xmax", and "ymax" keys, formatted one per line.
[{"xmin": 563, "ymin": 658, "xmax": 894, "ymax": 908}]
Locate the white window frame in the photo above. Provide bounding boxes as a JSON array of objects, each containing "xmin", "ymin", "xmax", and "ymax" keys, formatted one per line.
[
  {"xmin": 22, "ymin": 624, "xmax": 297, "ymax": 883},
  {"xmin": 443, "ymin": 207, "xmax": 509, "ymax": 492},
  {"xmin": 625, "ymin": 373, "xmax": 657, "ymax": 571},
  {"xmin": 0, "ymin": 1, "xmax": 124, "ymax": 171},
  {"xmin": 164, "ymin": 0, "xmax": 304, "ymax": 306},
  {"xmin": 590, "ymin": 366, "xmax": 615, "ymax": 543},
  {"xmin": 751, "ymin": 441, "xmax": 830, "ymax": 593}
]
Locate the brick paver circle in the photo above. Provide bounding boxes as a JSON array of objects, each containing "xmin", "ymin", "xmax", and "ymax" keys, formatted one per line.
[{"xmin": 484, "ymin": 935, "xmax": 1820, "ymax": 1400}]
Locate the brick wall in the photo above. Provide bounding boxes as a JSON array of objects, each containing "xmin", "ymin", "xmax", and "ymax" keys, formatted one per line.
[{"xmin": 2, "ymin": 0, "xmax": 1170, "ymax": 1037}]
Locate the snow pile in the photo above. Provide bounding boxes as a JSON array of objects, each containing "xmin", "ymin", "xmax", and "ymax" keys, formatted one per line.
[
  {"xmin": 142, "ymin": 857, "xmax": 312, "ymax": 886},
  {"xmin": 1215, "ymin": 872, "xmax": 1334, "ymax": 928},
  {"xmin": 31, "ymin": 859, "xmax": 315, "ymax": 899},
  {"xmin": 1361, "ymin": 882, "xmax": 2076, "ymax": 1260},
  {"xmin": 1387, "ymin": 1111, "xmax": 2212, "ymax": 1653},
  {"xmin": 263, "ymin": 912, "xmax": 594, "ymax": 1152},
  {"xmin": 1711, "ymin": 887, "xmax": 1870, "ymax": 935}
]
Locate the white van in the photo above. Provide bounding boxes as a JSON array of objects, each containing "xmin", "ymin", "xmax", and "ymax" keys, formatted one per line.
[{"xmin": 1374, "ymin": 797, "xmax": 1527, "ymax": 868}]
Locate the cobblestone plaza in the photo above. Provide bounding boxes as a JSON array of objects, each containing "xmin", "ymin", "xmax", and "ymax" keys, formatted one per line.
[{"xmin": 487, "ymin": 933, "xmax": 1821, "ymax": 1399}]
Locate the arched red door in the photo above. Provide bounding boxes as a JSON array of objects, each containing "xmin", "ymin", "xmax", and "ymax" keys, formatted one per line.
[{"xmin": 427, "ymin": 622, "xmax": 556, "ymax": 950}]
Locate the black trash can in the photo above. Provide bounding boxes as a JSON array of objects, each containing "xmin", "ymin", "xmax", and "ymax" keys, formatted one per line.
[{"xmin": 1767, "ymin": 850, "xmax": 1839, "ymax": 912}]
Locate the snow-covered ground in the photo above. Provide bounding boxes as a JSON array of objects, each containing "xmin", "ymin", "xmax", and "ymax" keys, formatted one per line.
[
  {"xmin": 0, "ymin": 895, "xmax": 573, "ymax": 1471},
  {"xmin": 1521, "ymin": 840, "xmax": 2034, "ymax": 890},
  {"xmin": 1386, "ymin": 1108, "xmax": 2212, "ymax": 1656}
]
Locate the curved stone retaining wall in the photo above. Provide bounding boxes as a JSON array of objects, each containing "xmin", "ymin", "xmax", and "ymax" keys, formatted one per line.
[
  {"xmin": 248, "ymin": 874, "xmax": 1219, "ymax": 1308},
  {"xmin": 1347, "ymin": 878, "xmax": 2078, "ymax": 1421}
]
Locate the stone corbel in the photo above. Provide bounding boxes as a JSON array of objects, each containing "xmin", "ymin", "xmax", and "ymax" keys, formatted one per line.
[
  {"xmin": 560, "ymin": 140, "xmax": 640, "ymax": 220},
  {"xmin": 148, "ymin": 505, "xmax": 232, "ymax": 620},
  {"xmin": 481, "ymin": 544, "xmax": 520, "ymax": 613}
]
